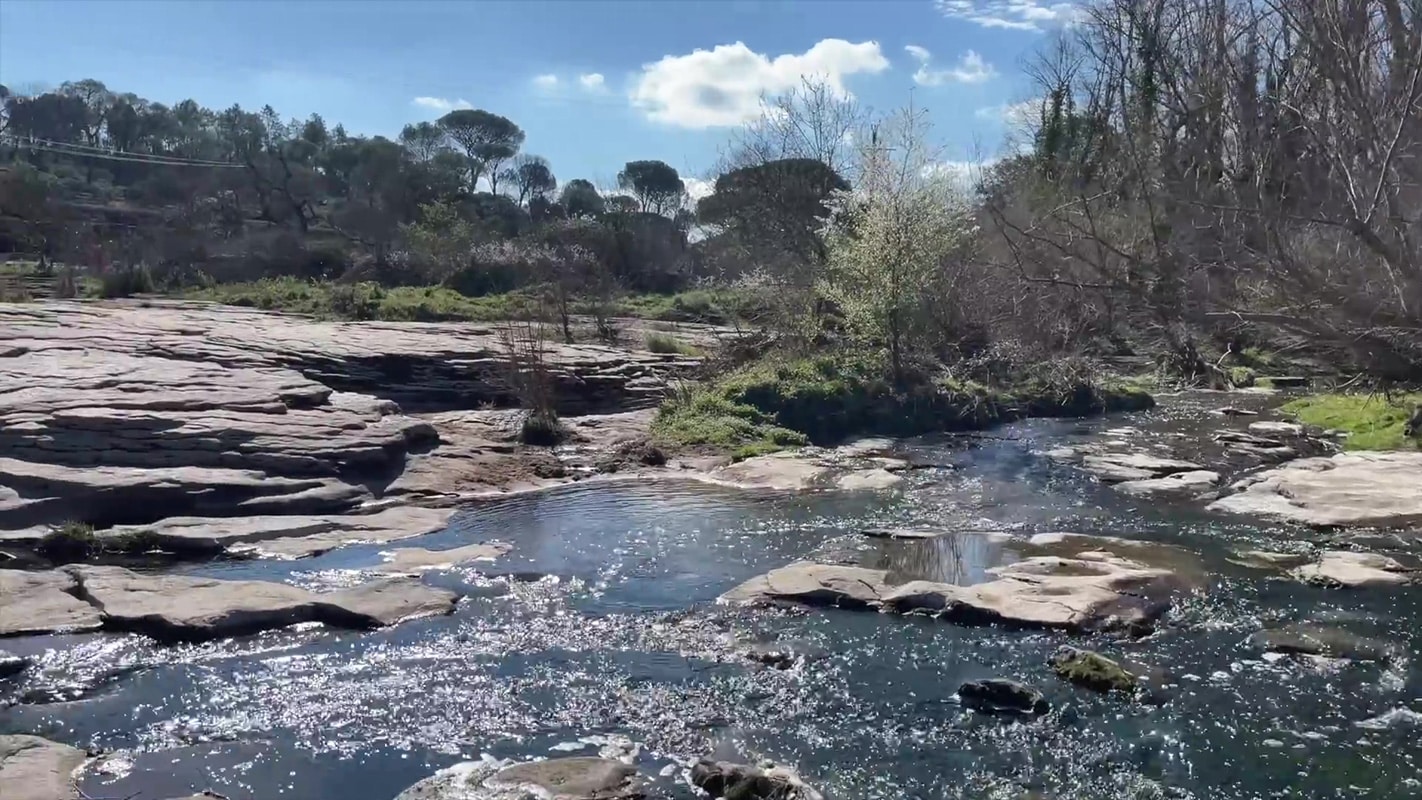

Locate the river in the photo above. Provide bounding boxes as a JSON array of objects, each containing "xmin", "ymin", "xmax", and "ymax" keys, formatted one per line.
[{"xmin": 2, "ymin": 394, "xmax": 1419, "ymax": 799}]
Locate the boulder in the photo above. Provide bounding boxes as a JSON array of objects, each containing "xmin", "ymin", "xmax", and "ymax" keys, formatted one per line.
[
  {"xmin": 1049, "ymin": 646, "xmax": 1139, "ymax": 693},
  {"xmin": 957, "ymin": 678, "xmax": 1049, "ymax": 716},
  {"xmin": 0, "ymin": 649, "xmax": 30, "ymax": 679},
  {"xmin": 1078, "ymin": 452, "xmax": 1204, "ymax": 483},
  {"xmin": 0, "ymin": 569, "xmax": 103, "ymax": 636},
  {"xmin": 0, "ymin": 735, "xmax": 88, "ymax": 800},
  {"xmin": 376, "ymin": 541, "xmax": 513, "ymax": 573},
  {"xmin": 395, "ymin": 757, "xmax": 642, "ymax": 800},
  {"xmin": 1250, "ymin": 624, "xmax": 1402, "ymax": 662},
  {"xmin": 1289, "ymin": 551, "xmax": 1415, "ymax": 588},
  {"xmin": 1115, "ymin": 470, "xmax": 1220, "ymax": 499},
  {"xmin": 1208, "ymin": 452, "xmax": 1422, "ymax": 528},
  {"xmin": 1248, "ymin": 421, "xmax": 1304, "ymax": 438},
  {"xmin": 5, "ymin": 566, "xmax": 461, "ymax": 642},
  {"xmin": 720, "ymin": 562, "xmax": 888, "ymax": 609},
  {"xmin": 690, "ymin": 759, "xmax": 824, "ymax": 800},
  {"xmin": 743, "ymin": 640, "xmax": 828, "ymax": 670},
  {"xmin": 707, "ymin": 448, "xmax": 906, "ymax": 492}
]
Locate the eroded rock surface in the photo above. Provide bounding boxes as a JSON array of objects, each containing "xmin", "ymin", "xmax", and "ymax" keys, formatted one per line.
[
  {"xmin": 1289, "ymin": 550, "xmax": 1416, "ymax": 588},
  {"xmin": 1208, "ymin": 452, "xmax": 1422, "ymax": 528},
  {"xmin": 395, "ymin": 756, "xmax": 643, "ymax": 800},
  {"xmin": 704, "ymin": 443, "xmax": 908, "ymax": 492},
  {"xmin": 722, "ymin": 534, "xmax": 1195, "ymax": 633},
  {"xmin": 3, "ymin": 566, "xmax": 457, "ymax": 642},
  {"xmin": 377, "ymin": 541, "xmax": 513, "ymax": 573},
  {"xmin": 1250, "ymin": 624, "xmax": 1402, "ymax": 662},
  {"xmin": 0, "ymin": 735, "xmax": 88, "ymax": 800}
]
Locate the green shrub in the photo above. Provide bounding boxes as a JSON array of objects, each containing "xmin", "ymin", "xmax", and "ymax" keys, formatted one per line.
[
  {"xmin": 644, "ymin": 332, "xmax": 702, "ymax": 356},
  {"xmin": 37, "ymin": 521, "xmax": 99, "ymax": 562},
  {"xmin": 327, "ymin": 282, "xmax": 383, "ymax": 320},
  {"xmin": 1228, "ymin": 366, "xmax": 1257, "ymax": 388},
  {"xmin": 99, "ymin": 264, "xmax": 155, "ymax": 298},
  {"xmin": 520, "ymin": 411, "xmax": 567, "ymax": 446}
]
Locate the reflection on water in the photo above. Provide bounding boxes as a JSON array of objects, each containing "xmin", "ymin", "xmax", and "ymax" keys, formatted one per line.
[{"xmin": 2, "ymin": 407, "xmax": 1420, "ymax": 800}]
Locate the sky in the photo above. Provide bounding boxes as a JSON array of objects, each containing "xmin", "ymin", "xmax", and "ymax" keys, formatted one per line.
[{"xmin": 0, "ymin": 0, "xmax": 1073, "ymax": 195}]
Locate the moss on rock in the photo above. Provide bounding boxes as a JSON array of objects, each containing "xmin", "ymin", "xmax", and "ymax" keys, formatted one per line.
[{"xmin": 1049, "ymin": 645, "xmax": 1139, "ymax": 693}]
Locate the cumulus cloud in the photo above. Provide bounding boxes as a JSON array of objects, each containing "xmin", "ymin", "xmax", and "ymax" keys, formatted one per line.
[
  {"xmin": 975, "ymin": 97, "xmax": 1040, "ymax": 128},
  {"xmin": 578, "ymin": 73, "xmax": 607, "ymax": 92},
  {"xmin": 412, "ymin": 96, "xmax": 472, "ymax": 112},
  {"xmin": 935, "ymin": 0, "xmax": 1080, "ymax": 32},
  {"xmin": 629, "ymin": 38, "xmax": 890, "ymax": 129},
  {"xmin": 905, "ymin": 46, "xmax": 997, "ymax": 85},
  {"xmin": 533, "ymin": 74, "xmax": 559, "ymax": 89}
]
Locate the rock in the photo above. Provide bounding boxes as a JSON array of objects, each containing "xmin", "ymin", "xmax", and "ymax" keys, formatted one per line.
[
  {"xmin": 1249, "ymin": 421, "xmax": 1305, "ymax": 437},
  {"xmin": 0, "ymin": 649, "xmax": 30, "ymax": 679},
  {"xmin": 1289, "ymin": 551, "xmax": 1415, "ymax": 588},
  {"xmin": 690, "ymin": 759, "xmax": 824, "ymax": 800},
  {"xmin": 1213, "ymin": 431, "xmax": 1299, "ymax": 462},
  {"xmin": 1079, "ymin": 452, "xmax": 1204, "ymax": 483},
  {"xmin": 0, "ymin": 735, "xmax": 89, "ymax": 800},
  {"xmin": 0, "ymin": 569, "xmax": 103, "ymax": 636},
  {"xmin": 1250, "ymin": 624, "xmax": 1402, "ymax": 662},
  {"xmin": 1261, "ymin": 376, "xmax": 1308, "ymax": 388},
  {"xmin": 881, "ymin": 553, "xmax": 1190, "ymax": 633},
  {"xmin": 1049, "ymin": 646, "xmax": 1139, "ymax": 693},
  {"xmin": 15, "ymin": 566, "xmax": 461, "ymax": 642},
  {"xmin": 957, "ymin": 678, "xmax": 1050, "ymax": 716},
  {"xmin": 377, "ymin": 541, "xmax": 512, "ymax": 573},
  {"xmin": 1228, "ymin": 549, "xmax": 1314, "ymax": 570},
  {"xmin": 744, "ymin": 640, "xmax": 827, "ymax": 670},
  {"xmin": 1115, "ymin": 470, "xmax": 1220, "ymax": 498},
  {"xmin": 1214, "ymin": 407, "xmax": 1259, "ymax": 417},
  {"xmin": 859, "ymin": 527, "xmax": 959, "ymax": 540},
  {"xmin": 720, "ymin": 562, "xmax": 888, "ymax": 609},
  {"xmin": 395, "ymin": 756, "xmax": 642, "ymax": 800},
  {"xmin": 99, "ymin": 507, "xmax": 456, "ymax": 559},
  {"xmin": 1356, "ymin": 708, "xmax": 1422, "ymax": 731},
  {"xmin": 1208, "ymin": 452, "xmax": 1422, "ymax": 527},
  {"xmin": 707, "ymin": 448, "xmax": 905, "ymax": 492}
]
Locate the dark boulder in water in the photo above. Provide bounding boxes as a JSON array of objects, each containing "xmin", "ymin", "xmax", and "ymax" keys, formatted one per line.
[
  {"xmin": 958, "ymin": 678, "xmax": 1050, "ymax": 716},
  {"xmin": 691, "ymin": 758, "xmax": 824, "ymax": 800}
]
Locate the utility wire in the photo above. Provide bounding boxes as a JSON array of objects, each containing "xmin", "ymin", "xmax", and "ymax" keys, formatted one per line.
[
  {"xmin": 1, "ymin": 134, "xmax": 244, "ymax": 166},
  {"xmin": 0, "ymin": 135, "xmax": 246, "ymax": 168}
]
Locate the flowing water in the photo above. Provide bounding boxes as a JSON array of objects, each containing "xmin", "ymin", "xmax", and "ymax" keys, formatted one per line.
[{"xmin": 3, "ymin": 394, "xmax": 1420, "ymax": 799}]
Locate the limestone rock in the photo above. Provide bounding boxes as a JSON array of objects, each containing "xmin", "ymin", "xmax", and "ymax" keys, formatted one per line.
[
  {"xmin": 0, "ymin": 735, "xmax": 88, "ymax": 800},
  {"xmin": 377, "ymin": 541, "xmax": 513, "ymax": 573},
  {"xmin": 707, "ymin": 449, "xmax": 906, "ymax": 492},
  {"xmin": 395, "ymin": 757, "xmax": 642, "ymax": 800},
  {"xmin": 1050, "ymin": 646, "xmax": 1139, "ymax": 693},
  {"xmin": 1227, "ymin": 549, "xmax": 1314, "ymax": 570},
  {"xmin": 720, "ymin": 562, "xmax": 888, "ymax": 609},
  {"xmin": 1250, "ymin": 624, "xmax": 1402, "ymax": 662},
  {"xmin": 0, "ymin": 569, "xmax": 102, "ymax": 636},
  {"xmin": 1289, "ymin": 551, "xmax": 1416, "ymax": 588},
  {"xmin": 1115, "ymin": 470, "xmax": 1220, "ymax": 499},
  {"xmin": 690, "ymin": 758, "xmax": 824, "ymax": 800},
  {"xmin": 1079, "ymin": 452, "xmax": 1203, "ymax": 483},
  {"xmin": 1208, "ymin": 452, "xmax": 1422, "ymax": 528},
  {"xmin": 1249, "ymin": 421, "xmax": 1304, "ymax": 438},
  {"xmin": 957, "ymin": 678, "xmax": 1049, "ymax": 716}
]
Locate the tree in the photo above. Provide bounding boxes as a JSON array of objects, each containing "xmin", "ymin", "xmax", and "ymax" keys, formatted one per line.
[
  {"xmin": 559, "ymin": 178, "xmax": 604, "ymax": 218},
  {"xmin": 399, "ymin": 121, "xmax": 448, "ymax": 163},
  {"xmin": 819, "ymin": 104, "xmax": 976, "ymax": 383},
  {"xmin": 698, "ymin": 157, "xmax": 848, "ymax": 270},
  {"xmin": 436, "ymin": 109, "xmax": 524, "ymax": 192},
  {"xmin": 616, "ymin": 160, "xmax": 685, "ymax": 215},
  {"xmin": 502, "ymin": 154, "xmax": 556, "ymax": 205}
]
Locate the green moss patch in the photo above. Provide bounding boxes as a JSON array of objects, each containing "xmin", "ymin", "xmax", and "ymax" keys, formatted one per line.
[{"xmin": 1281, "ymin": 393, "xmax": 1422, "ymax": 451}]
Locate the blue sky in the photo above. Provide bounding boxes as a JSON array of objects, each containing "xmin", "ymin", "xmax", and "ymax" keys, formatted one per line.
[{"xmin": 0, "ymin": 0, "xmax": 1072, "ymax": 193}]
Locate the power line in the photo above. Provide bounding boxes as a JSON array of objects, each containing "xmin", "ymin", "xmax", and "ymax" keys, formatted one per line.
[{"xmin": 1, "ymin": 134, "xmax": 242, "ymax": 166}]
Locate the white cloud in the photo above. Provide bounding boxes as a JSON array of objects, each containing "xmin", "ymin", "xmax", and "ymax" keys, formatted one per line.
[
  {"xmin": 935, "ymin": 0, "xmax": 1080, "ymax": 32},
  {"xmin": 578, "ymin": 73, "xmax": 607, "ymax": 92},
  {"xmin": 976, "ymin": 97, "xmax": 1040, "ymax": 128},
  {"xmin": 533, "ymin": 74, "xmax": 559, "ymax": 89},
  {"xmin": 924, "ymin": 158, "xmax": 1000, "ymax": 191},
  {"xmin": 905, "ymin": 46, "xmax": 997, "ymax": 86},
  {"xmin": 412, "ymin": 96, "xmax": 472, "ymax": 112},
  {"xmin": 630, "ymin": 39, "xmax": 890, "ymax": 129}
]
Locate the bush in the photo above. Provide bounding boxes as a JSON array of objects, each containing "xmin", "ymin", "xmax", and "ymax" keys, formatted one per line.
[
  {"xmin": 327, "ymin": 282, "xmax": 382, "ymax": 320},
  {"xmin": 98, "ymin": 264, "xmax": 155, "ymax": 298},
  {"xmin": 37, "ymin": 521, "xmax": 99, "ymax": 563},
  {"xmin": 644, "ymin": 332, "xmax": 702, "ymax": 356},
  {"xmin": 520, "ymin": 411, "xmax": 567, "ymax": 446}
]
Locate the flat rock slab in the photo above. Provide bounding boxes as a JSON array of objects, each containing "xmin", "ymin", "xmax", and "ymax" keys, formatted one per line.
[
  {"xmin": 0, "ymin": 570, "xmax": 102, "ymax": 636},
  {"xmin": 1208, "ymin": 452, "xmax": 1422, "ymax": 528},
  {"xmin": 377, "ymin": 541, "xmax": 513, "ymax": 573},
  {"xmin": 1116, "ymin": 470, "xmax": 1221, "ymax": 498},
  {"xmin": 723, "ymin": 535, "xmax": 1195, "ymax": 633},
  {"xmin": 0, "ymin": 735, "xmax": 88, "ymax": 800},
  {"xmin": 706, "ymin": 448, "xmax": 907, "ymax": 492},
  {"xmin": 100, "ymin": 506, "xmax": 456, "ymax": 558},
  {"xmin": 5, "ymin": 566, "xmax": 458, "ymax": 642},
  {"xmin": 1249, "ymin": 421, "xmax": 1304, "ymax": 437},
  {"xmin": 396, "ymin": 756, "xmax": 642, "ymax": 800},
  {"xmin": 1251, "ymin": 623, "xmax": 1403, "ymax": 661},
  {"xmin": 1078, "ymin": 452, "xmax": 1204, "ymax": 483},
  {"xmin": 1290, "ymin": 551, "xmax": 1416, "ymax": 588}
]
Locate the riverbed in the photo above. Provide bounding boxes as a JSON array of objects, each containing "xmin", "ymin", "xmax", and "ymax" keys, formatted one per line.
[{"xmin": 3, "ymin": 394, "xmax": 1419, "ymax": 799}]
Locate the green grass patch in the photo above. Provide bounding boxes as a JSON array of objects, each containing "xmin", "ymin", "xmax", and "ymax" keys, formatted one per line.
[
  {"xmin": 1281, "ymin": 393, "xmax": 1422, "ymax": 451},
  {"xmin": 643, "ymin": 332, "xmax": 702, "ymax": 356}
]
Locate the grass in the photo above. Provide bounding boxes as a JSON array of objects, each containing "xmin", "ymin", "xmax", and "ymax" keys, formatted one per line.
[
  {"xmin": 644, "ymin": 332, "xmax": 702, "ymax": 356},
  {"xmin": 35, "ymin": 522, "xmax": 166, "ymax": 563},
  {"xmin": 1281, "ymin": 393, "xmax": 1422, "ymax": 451},
  {"xmin": 652, "ymin": 351, "xmax": 1158, "ymax": 460},
  {"xmin": 182, "ymin": 278, "xmax": 757, "ymax": 326}
]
